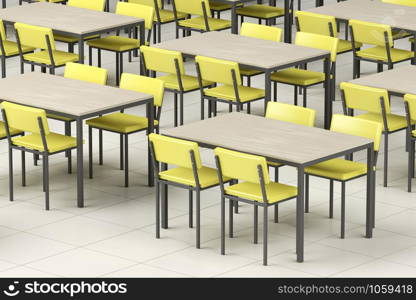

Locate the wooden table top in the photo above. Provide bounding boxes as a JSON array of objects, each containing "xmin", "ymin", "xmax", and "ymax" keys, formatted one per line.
[
  {"xmin": 154, "ymin": 31, "xmax": 329, "ymax": 70},
  {"xmin": 162, "ymin": 113, "xmax": 371, "ymax": 166},
  {"xmin": 0, "ymin": 73, "xmax": 151, "ymax": 118},
  {"xmin": 308, "ymin": 0, "xmax": 416, "ymax": 32},
  {"xmin": 0, "ymin": 2, "xmax": 142, "ymax": 35}
]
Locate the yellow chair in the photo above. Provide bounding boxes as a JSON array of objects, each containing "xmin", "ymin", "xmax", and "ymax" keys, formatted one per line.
[
  {"xmin": 87, "ymin": 74, "xmax": 164, "ymax": 187},
  {"xmin": 271, "ymin": 32, "xmax": 338, "ymax": 107},
  {"xmin": 209, "ymin": 1, "xmax": 241, "ymax": 18},
  {"xmin": 239, "ymin": 22, "xmax": 282, "ymax": 86},
  {"xmin": 14, "ymin": 23, "xmax": 79, "ymax": 74},
  {"xmin": 0, "ymin": 20, "xmax": 35, "ymax": 78},
  {"xmin": 214, "ymin": 147, "xmax": 297, "ymax": 265},
  {"xmin": 236, "ymin": 0, "xmax": 293, "ymax": 27},
  {"xmin": 54, "ymin": 0, "xmax": 106, "ymax": 52},
  {"xmin": 2, "ymin": 102, "xmax": 78, "ymax": 210},
  {"xmin": 195, "ymin": 55, "xmax": 265, "ymax": 117},
  {"xmin": 172, "ymin": 0, "xmax": 231, "ymax": 38},
  {"xmin": 129, "ymin": 0, "xmax": 188, "ymax": 43},
  {"xmin": 87, "ymin": 2, "xmax": 155, "ymax": 86},
  {"xmin": 305, "ymin": 114, "xmax": 382, "ymax": 238},
  {"xmin": 340, "ymin": 82, "xmax": 409, "ymax": 187},
  {"xmin": 349, "ymin": 20, "xmax": 414, "ymax": 78},
  {"xmin": 149, "ymin": 133, "xmax": 231, "ymax": 248},
  {"xmin": 140, "ymin": 45, "xmax": 213, "ymax": 126},
  {"xmin": 404, "ymin": 94, "xmax": 416, "ymax": 192}
]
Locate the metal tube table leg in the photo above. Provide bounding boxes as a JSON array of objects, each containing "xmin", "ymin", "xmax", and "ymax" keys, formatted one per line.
[
  {"xmin": 264, "ymin": 70, "xmax": 271, "ymax": 115},
  {"xmin": 296, "ymin": 166, "xmax": 305, "ymax": 262},
  {"xmin": 147, "ymin": 98, "xmax": 154, "ymax": 187},
  {"xmin": 76, "ymin": 118, "xmax": 84, "ymax": 208},
  {"xmin": 324, "ymin": 57, "xmax": 331, "ymax": 129},
  {"xmin": 231, "ymin": 4, "xmax": 238, "ymax": 34},
  {"xmin": 366, "ymin": 146, "xmax": 374, "ymax": 238},
  {"xmin": 284, "ymin": 0, "xmax": 291, "ymax": 43},
  {"xmin": 78, "ymin": 37, "xmax": 84, "ymax": 64}
]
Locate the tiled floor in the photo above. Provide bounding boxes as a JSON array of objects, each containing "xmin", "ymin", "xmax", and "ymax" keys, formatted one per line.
[{"xmin": 0, "ymin": 0, "xmax": 415, "ymax": 277}]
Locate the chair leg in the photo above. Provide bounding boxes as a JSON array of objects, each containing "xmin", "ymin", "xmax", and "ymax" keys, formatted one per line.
[
  {"xmin": 180, "ymin": 93, "xmax": 184, "ymax": 126},
  {"xmin": 303, "ymin": 87, "xmax": 307, "ymax": 108},
  {"xmin": 294, "ymin": 86, "xmax": 298, "ymax": 106},
  {"xmin": 1, "ymin": 56, "xmax": 5, "ymax": 78},
  {"xmin": 116, "ymin": 53, "xmax": 120, "ymax": 86},
  {"xmin": 305, "ymin": 174, "xmax": 309, "ymax": 213},
  {"xmin": 229, "ymin": 199, "xmax": 234, "ymax": 238},
  {"xmin": 221, "ymin": 194, "xmax": 225, "ymax": 255},
  {"xmin": 247, "ymin": 103, "xmax": 251, "ymax": 114},
  {"xmin": 196, "ymin": 189, "xmax": 200, "ymax": 249},
  {"xmin": 263, "ymin": 205, "xmax": 268, "ymax": 266},
  {"xmin": 189, "ymin": 190, "xmax": 193, "ymax": 228},
  {"xmin": 44, "ymin": 154, "xmax": 50, "ymax": 211},
  {"xmin": 89, "ymin": 46, "xmax": 92, "ymax": 66},
  {"xmin": 377, "ymin": 63, "xmax": 383, "ymax": 73},
  {"xmin": 21, "ymin": 150, "xmax": 25, "ymax": 187},
  {"xmin": 65, "ymin": 121, "xmax": 72, "ymax": 174},
  {"xmin": 9, "ymin": 147, "xmax": 13, "ymax": 202},
  {"xmin": 120, "ymin": 134, "xmax": 124, "ymax": 170},
  {"xmin": 89, "ymin": 126, "xmax": 93, "ymax": 179},
  {"xmin": 156, "ymin": 181, "xmax": 160, "ymax": 238},
  {"xmin": 340, "ymin": 181, "xmax": 346, "ymax": 239},
  {"xmin": 99, "ymin": 129, "xmax": 103, "ymax": 165},
  {"xmin": 200, "ymin": 98, "xmax": 204, "ymax": 120},
  {"xmin": 329, "ymin": 179, "xmax": 334, "ymax": 218},
  {"xmin": 254, "ymin": 205, "xmax": 258, "ymax": 244},
  {"xmin": 124, "ymin": 134, "xmax": 129, "ymax": 188},
  {"xmin": 98, "ymin": 49, "xmax": 102, "ymax": 68},
  {"xmin": 408, "ymin": 138, "xmax": 413, "ymax": 192},
  {"xmin": 273, "ymin": 81, "xmax": 277, "ymax": 102},
  {"xmin": 174, "ymin": 93, "xmax": 178, "ymax": 127},
  {"xmin": 157, "ymin": 23, "xmax": 161, "ymax": 43},
  {"xmin": 384, "ymin": 132, "xmax": 388, "ymax": 187},
  {"xmin": 274, "ymin": 205, "xmax": 279, "ymax": 223},
  {"xmin": 234, "ymin": 199, "xmax": 239, "ymax": 214}
]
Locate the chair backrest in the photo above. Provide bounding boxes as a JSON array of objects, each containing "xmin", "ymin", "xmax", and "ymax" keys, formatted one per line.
[
  {"xmin": 349, "ymin": 19, "xmax": 393, "ymax": 47},
  {"xmin": 240, "ymin": 22, "xmax": 282, "ymax": 42},
  {"xmin": 141, "ymin": 46, "xmax": 185, "ymax": 75},
  {"xmin": 265, "ymin": 102, "xmax": 316, "ymax": 127},
  {"xmin": 331, "ymin": 114, "xmax": 382, "ymax": 152},
  {"xmin": 149, "ymin": 133, "xmax": 202, "ymax": 168},
  {"xmin": 2, "ymin": 102, "xmax": 49, "ymax": 135},
  {"xmin": 174, "ymin": 0, "xmax": 209, "ymax": 16},
  {"xmin": 129, "ymin": 0, "xmax": 162, "ymax": 8},
  {"xmin": 64, "ymin": 62, "xmax": 108, "ymax": 85},
  {"xmin": 116, "ymin": 2, "xmax": 155, "ymax": 30},
  {"xmin": 382, "ymin": 0, "xmax": 416, "ymax": 6},
  {"xmin": 120, "ymin": 73, "xmax": 164, "ymax": 107},
  {"xmin": 295, "ymin": 11, "xmax": 337, "ymax": 37},
  {"xmin": 295, "ymin": 31, "xmax": 338, "ymax": 62},
  {"xmin": 0, "ymin": 20, "xmax": 6, "ymax": 41},
  {"xmin": 67, "ymin": 0, "xmax": 106, "ymax": 11},
  {"xmin": 14, "ymin": 22, "xmax": 55, "ymax": 50},
  {"xmin": 214, "ymin": 147, "xmax": 269, "ymax": 185},
  {"xmin": 195, "ymin": 55, "xmax": 241, "ymax": 86},
  {"xmin": 404, "ymin": 94, "xmax": 416, "ymax": 122},
  {"xmin": 340, "ymin": 82, "xmax": 391, "ymax": 114}
]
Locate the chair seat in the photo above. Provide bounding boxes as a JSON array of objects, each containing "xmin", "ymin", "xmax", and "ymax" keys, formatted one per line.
[
  {"xmin": 12, "ymin": 132, "xmax": 77, "ymax": 153},
  {"xmin": 23, "ymin": 50, "xmax": 79, "ymax": 66},
  {"xmin": 47, "ymin": 113, "xmax": 74, "ymax": 122},
  {"xmin": 240, "ymin": 68, "xmax": 263, "ymax": 77},
  {"xmin": 236, "ymin": 4, "xmax": 285, "ymax": 19},
  {"xmin": 412, "ymin": 129, "xmax": 416, "ymax": 137},
  {"xmin": 1, "ymin": 40, "xmax": 35, "ymax": 57},
  {"xmin": 204, "ymin": 85, "xmax": 265, "ymax": 102},
  {"xmin": 157, "ymin": 74, "xmax": 213, "ymax": 92},
  {"xmin": 178, "ymin": 16, "xmax": 231, "ymax": 31},
  {"xmin": 54, "ymin": 33, "xmax": 100, "ymax": 44},
  {"xmin": 87, "ymin": 36, "xmax": 142, "ymax": 52},
  {"xmin": 225, "ymin": 181, "xmax": 297, "ymax": 203},
  {"xmin": 209, "ymin": 1, "xmax": 232, "ymax": 11},
  {"xmin": 305, "ymin": 158, "xmax": 367, "ymax": 181},
  {"xmin": 268, "ymin": 161, "xmax": 283, "ymax": 167},
  {"xmin": 34, "ymin": 0, "xmax": 65, "ymax": 2},
  {"xmin": 393, "ymin": 29, "xmax": 411, "ymax": 40},
  {"xmin": 356, "ymin": 46, "xmax": 413, "ymax": 63},
  {"xmin": 86, "ymin": 112, "xmax": 158, "ymax": 134},
  {"xmin": 0, "ymin": 121, "xmax": 23, "ymax": 139},
  {"xmin": 159, "ymin": 166, "xmax": 230, "ymax": 188},
  {"xmin": 355, "ymin": 113, "xmax": 408, "ymax": 132},
  {"xmin": 271, "ymin": 68, "xmax": 325, "ymax": 86},
  {"xmin": 158, "ymin": 9, "xmax": 188, "ymax": 23},
  {"xmin": 337, "ymin": 39, "xmax": 362, "ymax": 53}
]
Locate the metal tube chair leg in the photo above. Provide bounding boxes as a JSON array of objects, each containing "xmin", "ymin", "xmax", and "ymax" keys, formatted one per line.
[
  {"xmin": 89, "ymin": 46, "xmax": 92, "ymax": 66},
  {"xmin": 1, "ymin": 56, "xmax": 5, "ymax": 78},
  {"xmin": 189, "ymin": 190, "xmax": 193, "ymax": 228},
  {"xmin": 329, "ymin": 179, "xmax": 334, "ymax": 218},
  {"xmin": 89, "ymin": 126, "xmax": 93, "ymax": 179},
  {"xmin": 305, "ymin": 174, "xmax": 309, "ymax": 213},
  {"xmin": 180, "ymin": 93, "xmax": 184, "ymax": 125},
  {"xmin": 99, "ymin": 129, "xmax": 103, "ymax": 165},
  {"xmin": 196, "ymin": 189, "xmax": 200, "ymax": 249},
  {"xmin": 274, "ymin": 205, "xmax": 279, "ymax": 223},
  {"xmin": 21, "ymin": 150, "xmax": 25, "ymax": 187},
  {"xmin": 384, "ymin": 132, "xmax": 388, "ymax": 187},
  {"xmin": 221, "ymin": 194, "xmax": 225, "ymax": 255},
  {"xmin": 229, "ymin": 199, "xmax": 234, "ymax": 238},
  {"xmin": 98, "ymin": 49, "xmax": 102, "ymax": 68},
  {"xmin": 303, "ymin": 87, "xmax": 307, "ymax": 108},
  {"xmin": 409, "ymin": 139, "xmax": 414, "ymax": 192},
  {"xmin": 9, "ymin": 147, "xmax": 13, "ymax": 201},
  {"xmin": 174, "ymin": 93, "xmax": 178, "ymax": 127},
  {"xmin": 124, "ymin": 134, "xmax": 129, "ymax": 188},
  {"xmin": 263, "ymin": 205, "xmax": 268, "ymax": 266},
  {"xmin": 254, "ymin": 205, "xmax": 258, "ymax": 244},
  {"xmin": 274, "ymin": 167, "xmax": 279, "ymax": 181},
  {"xmin": 161, "ymin": 163, "xmax": 168, "ymax": 229},
  {"xmin": 200, "ymin": 98, "xmax": 205, "ymax": 120},
  {"xmin": 116, "ymin": 53, "xmax": 120, "ymax": 86},
  {"xmin": 44, "ymin": 154, "xmax": 49, "ymax": 211},
  {"xmin": 294, "ymin": 86, "xmax": 298, "ymax": 106},
  {"xmin": 120, "ymin": 134, "xmax": 124, "ymax": 170},
  {"xmin": 234, "ymin": 200, "xmax": 239, "ymax": 214},
  {"xmin": 156, "ymin": 181, "xmax": 160, "ymax": 238},
  {"xmin": 341, "ymin": 181, "xmax": 346, "ymax": 239}
]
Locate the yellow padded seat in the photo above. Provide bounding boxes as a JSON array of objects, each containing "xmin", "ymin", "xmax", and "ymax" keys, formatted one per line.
[
  {"xmin": 393, "ymin": 30, "xmax": 411, "ymax": 40},
  {"xmin": 240, "ymin": 68, "xmax": 262, "ymax": 77},
  {"xmin": 86, "ymin": 112, "xmax": 158, "ymax": 133},
  {"xmin": 338, "ymin": 39, "xmax": 362, "ymax": 53},
  {"xmin": 271, "ymin": 68, "xmax": 325, "ymax": 86},
  {"xmin": 12, "ymin": 132, "xmax": 77, "ymax": 153},
  {"xmin": 0, "ymin": 121, "xmax": 22, "ymax": 138},
  {"xmin": 268, "ymin": 161, "xmax": 283, "ymax": 167},
  {"xmin": 209, "ymin": 2, "xmax": 232, "ymax": 10},
  {"xmin": 412, "ymin": 129, "xmax": 416, "ymax": 137},
  {"xmin": 356, "ymin": 46, "xmax": 413, "ymax": 62},
  {"xmin": 305, "ymin": 158, "xmax": 367, "ymax": 181},
  {"xmin": 178, "ymin": 16, "xmax": 231, "ymax": 31},
  {"xmin": 159, "ymin": 166, "xmax": 230, "ymax": 188},
  {"xmin": 158, "ymin": 10, "xmax": 188, "ymax": 22},
  {"xmin": 204, "ymin": 85, "xmax": 265, "ymax": 102},
  {"xmin": 23, "ymin": 50, "xmax": 79, "ymax": 66},
  {"xmin": 225, "ymin": 181, "xmax": 297, "ymax": 203},
  {"xmin": 1, "ymin": 40, "xmax": 35, "ymax": 57},
  {"xmin": 236, "ymin": 5, "xmax": 285, "ymax": 18},
  {"xmin": 54, "ymin": 33, "xmax": 100, "ymax": 43},
  {"xmin": 87, "ymin": 36, "xmax": 143, "ymax": 52},
  {"xmin": 355, "ymin": 112, "xmax": 408, "ymax": 132},
  {"xmin": 46, "ymin": 113, "xmax": 73, "ymax": 122},
  {"xmin": 157, "ymin": 74, "xmax": 213, "ymax": 91}
]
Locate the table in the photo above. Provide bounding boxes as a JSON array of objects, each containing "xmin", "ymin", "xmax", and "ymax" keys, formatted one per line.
[
  {"xmin": 154, "ymin": 31, "xmax": 333, "ymax": 128},
  {"xmin": 0, "ymin": 73, "xmax": 154, "ymax": 208},
  {"xmin": 162, "ymin": 112, "xmax": 375, "ymax": 262},
  {"xmin": 0, "ymin": 2, "xmax": 144, "ymax": 64}
]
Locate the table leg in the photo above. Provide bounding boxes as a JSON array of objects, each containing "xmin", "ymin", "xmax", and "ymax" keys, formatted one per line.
[
  {"xmin": 231, "ymin": 4, "xmax": 238, "ymax": 34},
  {"xmin": 264, "ymin": 70, "xmax": 271, "ymax": 115},
  {"xmin": 147, "ymin": 99, "xmax": 154, "ymax": 187},
  {"xmin": 105, "ymin": 0, "xmax": 109, "ymax": 12},
  {"xmin": 324, "ymin": 57, "xmax": 331, "ymax": 129},
  {"xmin": 296, "ymin": 166, "xmax": 305, "ymax": 262},
  {"xmin": 78, "ymin": 37, "xmax": 85, "ymax": 64},
  {"xmin": 139, "ymin": 23, "xmax": 145, "ymax": 75},
  {"xmin": 76, "ymin": 119, "xmax": 84, "ymax": 208},
  {"xmin": 366, "ymin": 146, "xmax": 374, "ymax": 238},
  {"xmin": 284, "ymin": 0, "xmax": 291, "ymax": 43}
]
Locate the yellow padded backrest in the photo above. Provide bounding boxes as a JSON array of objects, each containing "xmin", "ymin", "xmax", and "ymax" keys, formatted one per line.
[
  {"xmin": 174, "ymin": 0, "xmax": 209, "ymax": 16},
  {"xmin": 116, "ymin": 2, "xmax": 155, "ymax": 30},
  {"xmin": 295, "ymin": 31, "xmax": 338, "ymax": 62},
  {"xmin": 2, "ymin": 102, "xmax": 49, "ymax": 135},
  {"xmin": 295, "ymin": 11, "xmax": 337, "ymax": 37},
  {"xmin": 240, "ymin": 22, "xmax": 282, "ymax": 42},
  {"xmin": 14, "ymin": 22, "xmax": 55, "ymax": 50},
  {"xmin": 349, "ymin": 19, "xmax": 393, "ymax": 47},
  {"xmin": 149, "ymin": 133, "xmax": 202, "ymax": 168},
  {"xmin": 382, "ymin": 0, "xmax": 416, "ymax": 6},
  {"xmin": 129, "ymin": 0, "xmax": 163, "ymax": 8},
  {"xmin": 67, "ymin": 0, "xmax": 106, "ymax": 11},
  {"xmin": 404, "ymin": 94, "xmax": 416, "ymax": 121},
  {"xmin": 265, "ymin": 102, "xmax": 316, "ymax": 127},
  {"xmin": 331, "ymin": 114, "xmax": 382, "ymax": 152},
  {"xmin": 195, "ymin": 55, "xmax": 241, "ymax": 85},
  {"xmin": 140, "ymin": 46, "xmax": 185, "ymax": 75},
  {"xmin": 0, "ymin": 20, "xmax": 6, "ymax": 41},
  {"xmin": 64, "ymin": 62, "xmax": 108, "ymax": 85},
  {"xmin": 120, "ymin": 73, "xmax": 165, "ymax": 107},
  {"xmin": 214, "ymin": 147, "xmax": 269, "ymax": 184},
  {"xmin": 340, "ymin": 82, "xmax": 391, "ymax": 114}
]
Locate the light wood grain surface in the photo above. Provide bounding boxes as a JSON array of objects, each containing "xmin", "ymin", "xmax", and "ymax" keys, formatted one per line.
[
  {"xmin": 308, "ymin": 0, "xmax": 416, "ymax": 32},
  {"xmin": 0, "ymin": 73, "xmax": 151, "ymax": 117},
  {"xmin": 162, "ymin": 113, "xmax": 371, "ymax": 165},
  {"xmin": 154, "ymin": 31, "xmax": 329, "ymax": 70},
  {"xmin": 0, "ymin": 2, "xmax": 142, "ymax": 35}
]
